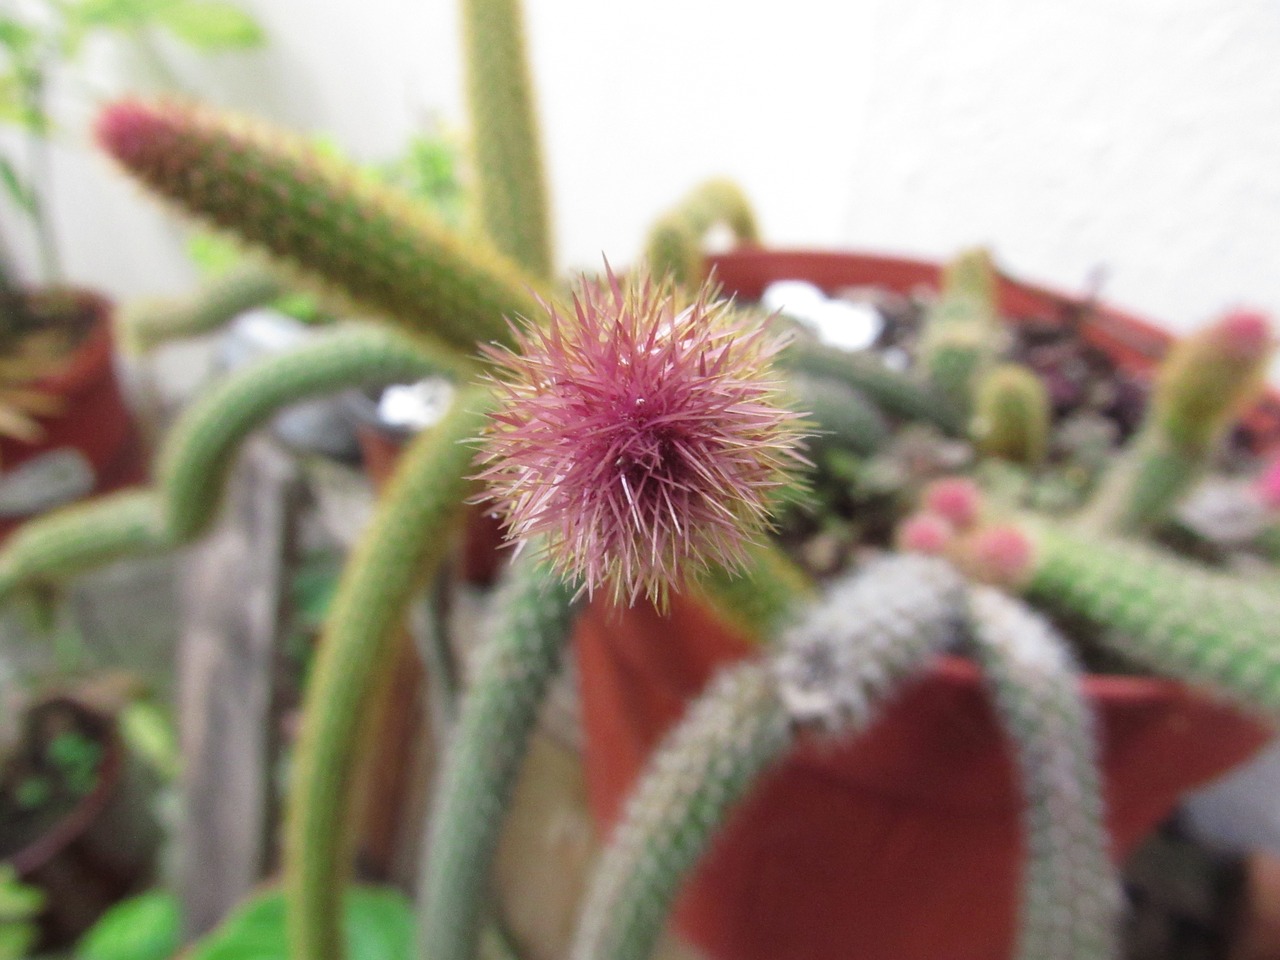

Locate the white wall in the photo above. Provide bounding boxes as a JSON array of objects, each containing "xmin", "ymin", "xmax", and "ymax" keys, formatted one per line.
[{"xmin": 4, "ymin": 0, "xmax": 1279, "ymax": 337}]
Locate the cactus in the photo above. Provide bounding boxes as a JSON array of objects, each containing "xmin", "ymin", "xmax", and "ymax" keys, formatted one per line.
[
  {"xmin": 286, "ymin": 388, "xmax": 493, "ymax": 960},
  {"xmin": 461, "ymin": 0, "xmax": 554, "ymax": 279},
  {"xmin": 643, "ymin": 179, "xmax": 759, "ymax": 289},
  {"xmin": 966, "ymin": 586, "xmax": 1119, "ymax": 960},
  {"xmin": 1009, "ymin": 520, "xmax": 1280, "ymax": 718},
  {"xmin": 972, "ymin": 362, "xmax": 1051, "ymax": 467},
  {"xmin": 919, "ymin": 247, "xmax": 1002, "ymax": 418},
  {"xmin": 0, "ymin": 490, "xmax": 168, "ymax": 602},
  {"xmin": 0, "ymin": 324, "xmax": 458, "ymax": 602},
  {"xmin": 777, "ymin": 335, "xmax": 966, "ymax": 435},
  {"xmin": 159, "ymin": 324, "xmax": 463, "ymax": 540},
  {"xmin": 571, "ymin": 556, "xmax": 965, "ymax": 960},
  {"xmin": 419, "ymin": 551, "xmax": 579, "ymax": 960},
  {"xmin": 789, "ymin": 373, "xmax": 890, "ymax": 458},
  {"xmin": 121, "ymin": 262, "xmax": 286, "ymax": 352},
  {"xmin": 95, "ymin": 99, "xmax": 547, "ymax": 356},
  {"xmin": 1082, "ymin": 310, "xmax": 1275, "ymax": 533}
]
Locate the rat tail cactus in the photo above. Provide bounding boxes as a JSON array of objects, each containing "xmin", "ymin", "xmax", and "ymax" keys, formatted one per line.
[
  {"xmin": 966, "ymin": 586, "xmax": 1119, "ymax": 960},
  {"xmin": 461, "ymin": 0, "xmax": 553, "ymax": 279},
  {"xmin": 418, "ymin": 550, "xmax": 579, "ymax": 960},
  {"xmin": 1083, "ymin": 309, "xmax": 1274, "ymax": 532},
  {"xmin": 121, "ymin": 262, "xmax": 285, "ymax": 352},
  {"xmin": 95, "ymin": 99, "xmax": 545, "ymax": 355},
  {"xmin": 570, "ymin": 555, "xmax": 965, "ymax": 960},
  {"xmin": 919, "ymin": 247, "xmax": 1003, "ymax": 417},
  {"xmin": 643, "ymin": 178, "xmax": 759, "ymax": 289}
]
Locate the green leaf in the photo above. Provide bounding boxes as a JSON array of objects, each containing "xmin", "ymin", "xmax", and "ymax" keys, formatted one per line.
[
  {"xmin": 75, "ymin": 890, "xmax": 180, "ymax": 960},
  {"xmin": 157, "ymin": 1, "xmax": 265, "ymax": 50},
  {"xmin": 188, "ymin": 886, "xmax": 414, "ymax": 960},
  {"xmin": 0, "ymin": 922, "xmax": 39, "ymax": 960},
  {"xmin": 0, "ymin": 866, "xmax": 44, "ymax": 921},
  {"xmin": 0, "ymin": 19, "xmax": 38, "ymax": 56}
]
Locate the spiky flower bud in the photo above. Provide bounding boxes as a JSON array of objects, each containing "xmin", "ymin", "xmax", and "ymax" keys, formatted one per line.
[
  {"xmin": 476, "ymin": 268, "xmax": 806, "ymax": 607},
  {"xmin": 922, "ymin": 476, "xmax": 983, "ymax": 529}
]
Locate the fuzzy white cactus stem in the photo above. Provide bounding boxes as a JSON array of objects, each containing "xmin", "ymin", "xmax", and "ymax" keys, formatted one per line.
[
  {"xmin": 570, "ymin": 555, "xmax": 965, "ymax": 960},
  {"xmin": 967, "ymin": 586, "xmax": 1120, "ymax": 960}
]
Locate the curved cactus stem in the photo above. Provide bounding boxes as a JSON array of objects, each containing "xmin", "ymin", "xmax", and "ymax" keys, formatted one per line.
[
  {"xmin": 643, "ymin": 179, "xmax": 759, "ymax": 289},
  {"xmin": 96, "ymin": 99, "xmax": 548, "ymax": 355},
  {"xmin": 641, "ymin": 214, "xmax": 702, "ymax": 291},
  {"xmin": 571, "ymin": 555, "xmax": 964, "ymax": 960},
  {"xmin": 966, "ymin": 585, "xmax": 1120, "ymax": 960},
  {"xmin": 159, "ymin": 324, "xmax": 465, "ymax": 541},
  {"xmin": 0, "ymin": 490, "xmax": 168, "ymax": 603},
  {"xmin": 418, "ymin": 550, "xmax": 579, "ymax": 960},
  {"xmin": 569, "ymin": 660, "xmax": 790, "ymax": 960},
  {"xmin": 1022, "ymin": 521, "xmax": 1280, "ymax": 719},
  {"xmin": 461, "ymin": 0, "xmax": 554, "ymax": 279},
  {"xmin": 285, "ymin": 388, "xmax": 493, "ymax": 960},
  {"xmin": 121, "ymin": 262, "xmax": 285, "ymax": 353}
]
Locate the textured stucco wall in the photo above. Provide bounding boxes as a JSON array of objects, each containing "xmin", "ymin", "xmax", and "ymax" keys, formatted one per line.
[{"xmin": 3, "ymin": 0, "xmax": 1278, "ymax": 336}]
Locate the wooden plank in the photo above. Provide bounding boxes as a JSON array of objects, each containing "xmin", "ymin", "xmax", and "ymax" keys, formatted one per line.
[{"xmin": 175, "ymin": 438, "xmax": 301, "ymax": 940}]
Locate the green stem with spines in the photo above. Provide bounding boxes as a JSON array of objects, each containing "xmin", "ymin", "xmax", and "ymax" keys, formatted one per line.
[
  {"xmin": 572, "ymin": 556, "xmax": 964, "ymax": 960},
  {"xmin": 286, "ymin": 388, "xmax": 494, "ymax": 960},
  {"xmin": 0, "ymin": 325, "xmax": 461, "ymax": 605},
  {"xmin": 0, "ymin": 490, "xmax": 168, "ymax": 603},
  {"xmin": 777, "ymin": 337, "xmax": 965, "ymax": 435},
  {"xmin": 973, "ymin": 362, "xmax": 1050, "ymax": 467},
  {"xmin": 121, "ymin": 263, "xmax": 286, "ymax": 352},
  {"xmin": 97, "ymin": 99, "xmax": 548, "ymax": 355},
  {"xmin": 461, "ymin": 0, "xmax": 554, "ymax": 280},
  {"xmin": 419, "ymin": 551, "xmax": 579, "ymax": 960},
  {"xmin": 1022, "ymin": 520, "xmax": 1280, "ymax": 719},
  {"xmin": 643, "ymin": 179, "xmax": 759, "ymax": 289},
  {"xmin": 918, "ymin": 248, "xmax": 1001, "ymax": 420},
  {"xmin": 159, "ymin": 324, "xmax": 465, "ymax": 541},
  {"xmin": 569, "ymin": 660, "xmax": 791, "ymax": 960},
  {"xmin": 967, "ymin": 586, "xmax": 1119, "ymax": 960}
]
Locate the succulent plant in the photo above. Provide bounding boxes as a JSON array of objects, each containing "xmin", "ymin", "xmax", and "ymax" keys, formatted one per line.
[{"xmin": 2, "ymin": 1, "xmax": 1277, "ymax": 959}]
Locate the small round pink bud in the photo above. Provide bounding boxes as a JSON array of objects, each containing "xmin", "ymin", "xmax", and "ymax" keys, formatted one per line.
[
  {"xmin": 922, "ymin": 477, "xmax": 982, "ymax": 530},
  {"xmin": 1255, "ymin": 456, "xmax": 1280, "ymax": 512},
  {"xmin": 962, "ymin": 525, "xmax": 1034, "ymax": 587},
  {"xmin": 895, "ymin": 512, "xmax": 955, "ymax": 555},
  {"xmin": 1215, "ymin": 309, "xmax": 1272, "ymax": 361}
]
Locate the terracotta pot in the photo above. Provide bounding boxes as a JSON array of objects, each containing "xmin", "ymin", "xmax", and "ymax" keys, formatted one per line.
[
  {"xmin": 0, "ymin": 291, "xmax": 147, "ymax": 541},
  {"xmin": 575, "ymin": 249, "xmax": 1277, "ymax": 960}
]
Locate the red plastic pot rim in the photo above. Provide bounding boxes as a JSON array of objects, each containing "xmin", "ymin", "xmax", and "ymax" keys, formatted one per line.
[
  {"xmin": 707, "ymin": 248, "xmax": 1280, "ymax": 453},
  {"xmin": 25, "ymin": 289, "xmax": 116, "ymax": 400}
]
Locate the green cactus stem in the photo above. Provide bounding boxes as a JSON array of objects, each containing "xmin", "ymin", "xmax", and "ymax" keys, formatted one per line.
[
  {"xmin": 0, "ymin": 490, "xmax": 168, "ymax": 603},
  {"xmin": 643, "ymin": 179, "xmax": 759, "ymax": 289},
  {"xmin": 790, "ymin": 373, "xmax": 890, "ymax": 458},
  {"xmin": 95, "ymin": 99, "xmax": 547, "ymax": 356},
  {"xmin": 122, "ymin": 262, "xmax": 285, "ymax": 352},
  {"xmin": 159, "ymin": 324, "xmax": 464, "ymax": 542},
  {"xmin": 461, "ymin": 0, "xmax": 554, "ymax": 279},
  {"xmin": 1082, "ymin": 310, "xmax": 1274, "ymax": 534},
  {"xmin": 1020, "ymin": 520, "xmax": 1280, "ymax": 719},
  {"xmin": 690, "ymin": 540, "xmax": 815, "ymax": 646},
  {"xmin": 571, "ymin": 555, "xmax": 964, "ymax": 960},
  {"xmin": 778, "ymin": 336, "xmax": 965, "ymax": 435},
  {"xmin": 641, "ymin": 214, "xmax": 702, "ymax": 291},
  {"xmin": 919, "ymin": 247, "xmax": 1002, "ymax": 418},
  {"xmin": 419, "ymin": 551, "xmax": 579, "ymax": 960},
  {"xmin": 967, "ymin": 586, "xmax": 1119, "ymax": 960},
  {"xmin": 972, "ymin": 363, "xmax": 1050, "ymax": 467},
  {"xmin": 569, "ymin": 660, "xmax": 789, "ymax": 960},
  {"xmin": 286, "ymin": 388, "xmax": 493, "ymax": 960}
]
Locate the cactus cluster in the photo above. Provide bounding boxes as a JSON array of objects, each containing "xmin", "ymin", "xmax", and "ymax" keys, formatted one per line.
[{"xmin": 7, "ymin": 1, "xmax": 1277, "ymax": 959}]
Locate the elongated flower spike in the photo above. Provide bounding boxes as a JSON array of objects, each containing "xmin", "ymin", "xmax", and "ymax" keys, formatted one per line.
[{"xmin": 476, "ymin": 266, "xmax": 807, "ymax": 607}]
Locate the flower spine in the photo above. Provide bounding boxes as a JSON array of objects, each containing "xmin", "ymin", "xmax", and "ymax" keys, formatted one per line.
[{"xmin": 476, "ymin": 268, "xmax": 806, "ymax": 608}]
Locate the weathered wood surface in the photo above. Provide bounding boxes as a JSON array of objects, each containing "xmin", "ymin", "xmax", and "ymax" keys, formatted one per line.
[{"xmin": 175, "ymin": 438, "xmax": 301, "ymax": 940}]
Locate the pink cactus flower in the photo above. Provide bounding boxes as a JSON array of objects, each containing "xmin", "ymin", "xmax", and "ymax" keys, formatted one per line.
[{"xmin": 476, "ymin": 268, "xmax": 806, "ymax": 607}]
